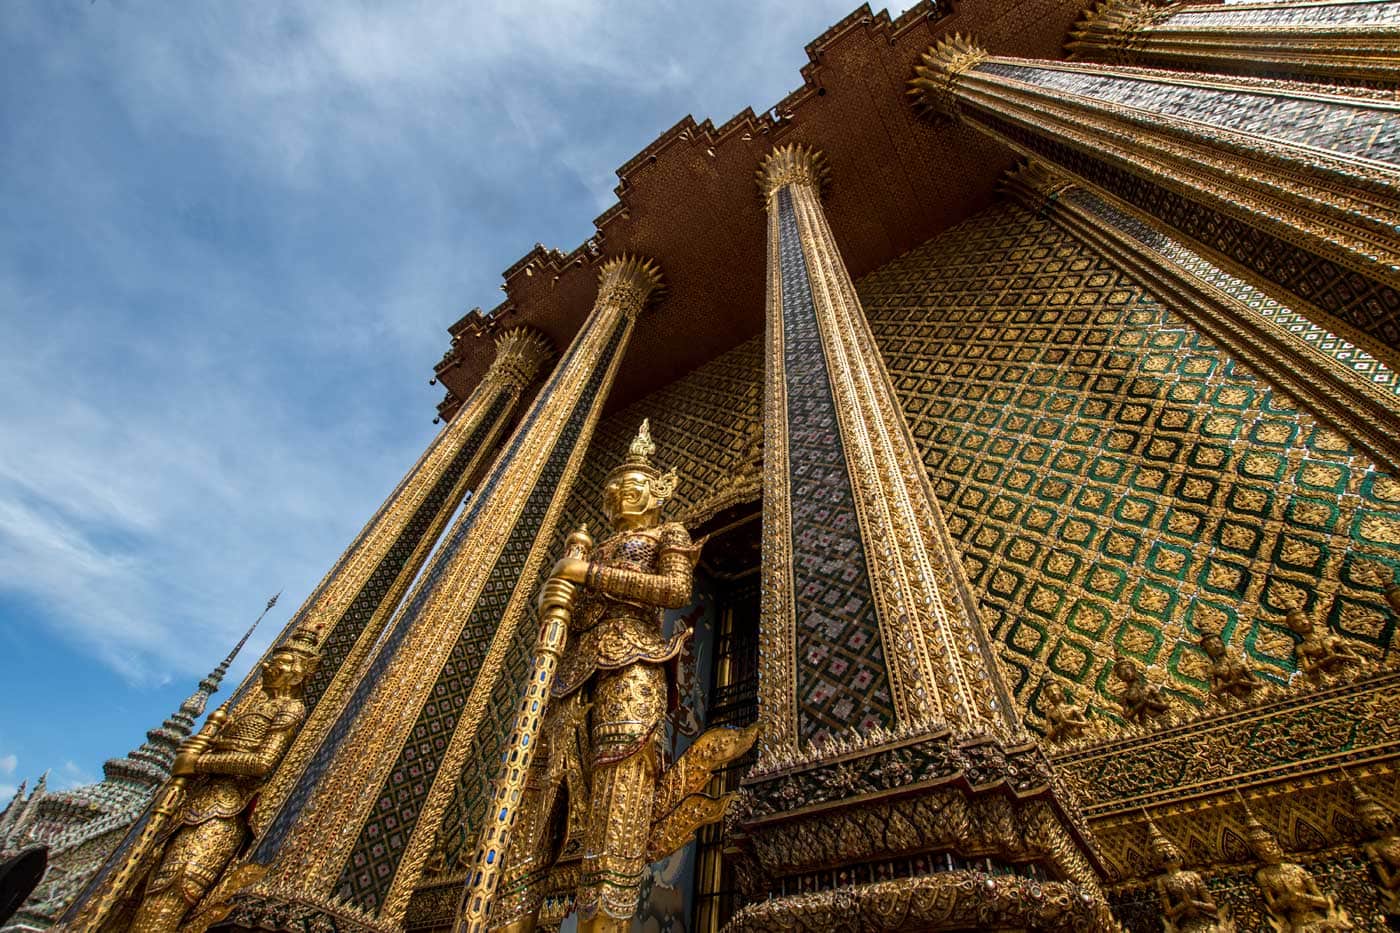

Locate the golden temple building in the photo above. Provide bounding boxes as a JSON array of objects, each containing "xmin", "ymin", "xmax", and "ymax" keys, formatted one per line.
[{"xmin": 40, "ymin": 0, "xmax": 1400, "ymax": 930}]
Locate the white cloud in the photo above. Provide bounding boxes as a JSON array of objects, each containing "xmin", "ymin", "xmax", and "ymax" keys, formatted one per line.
[
  {"xmin": 0, "ymin": 754, "xmax": 16, "ymax": 776},
  {"xmin": 0, "ymin": 0, "xmax": 871, "ymax": 695},
  {"xmin": 58, "ymin": 761, "xmax": 96, "ymax": 791}
]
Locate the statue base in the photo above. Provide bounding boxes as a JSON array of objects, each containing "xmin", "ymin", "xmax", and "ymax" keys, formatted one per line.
[{"xmin": 727, "ymin": 729, "xmax": 1117, "ymax": 931}]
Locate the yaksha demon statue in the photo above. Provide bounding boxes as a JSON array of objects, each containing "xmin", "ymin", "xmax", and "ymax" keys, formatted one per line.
[
  {"xmin": 488, "ymin": 420, "xmax": 755, "ymax": 933},
  {"xmin": 132, "ymin": 629, "xmax": 320, "ymax": 932}
]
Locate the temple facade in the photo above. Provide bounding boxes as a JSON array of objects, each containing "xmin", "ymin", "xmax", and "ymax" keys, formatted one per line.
[{"xmin": 45, "ymin": 0, "xmax": 1400, "ymax": 931}]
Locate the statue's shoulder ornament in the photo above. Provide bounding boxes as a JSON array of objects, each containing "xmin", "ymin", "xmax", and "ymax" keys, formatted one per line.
[{"xmin": 657, "ymin": 522, "xmax": 702, "ymax": 567}]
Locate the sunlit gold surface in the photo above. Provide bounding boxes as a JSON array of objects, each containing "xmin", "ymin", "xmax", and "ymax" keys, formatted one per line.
[{"xmin": 460, "ymin": 423, "xmax": 752, "ymax": 932}]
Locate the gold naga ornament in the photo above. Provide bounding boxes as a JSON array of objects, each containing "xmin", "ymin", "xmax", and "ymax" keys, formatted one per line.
[
  {"xmin": 456, "ymin": 420, "xmax": 756, "ymax": 933},
  {"xmin": 56, "ymin": 628, "xmax": 321, "ymax": 933}
]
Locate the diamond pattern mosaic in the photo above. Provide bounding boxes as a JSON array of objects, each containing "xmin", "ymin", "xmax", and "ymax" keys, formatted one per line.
[
  {"xmin": 776, "ymin": 187, "xmax": 893, "ymax": 743},
  {"xmin": 1062, "ymin": 187, "xmax": 1400, "ymax": 394},
  {"xmin": 333, "ymin": 317, "xmax": 630, "ymax": 912},
  {"xmin": 982, "ymin": 61, "xmax": 1400, "ymax": 164},
  {"xmin": 975, "ymin": 112, "xmax": 1400, "ymax": 349},
  {"xmin": 406, "ymin": 198, "xmax": 1400, "ymax": 892},
  {"xmin": 858, "ymin": 201, "xmax": 1400, "ymax": 734}
]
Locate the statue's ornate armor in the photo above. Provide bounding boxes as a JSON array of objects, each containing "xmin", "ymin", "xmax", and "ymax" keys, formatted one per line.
[
  {"xmin": 495, "ymin": 522, "xmax": 699, "ymax": 928},
  {"xmin": 130, "ymin": 693, "xmax": 306, "ymax": 931},
  {"xmin": 1255, "ymin": 861, "xmax": 1352, "ymax": 932},
  {"xmin": 1156, "ymin": 866, "xmax": 1229, "ymax": 933},
  {"xmin": 553, "ymin": 523, "xmax": 697, "ymax": 706}
]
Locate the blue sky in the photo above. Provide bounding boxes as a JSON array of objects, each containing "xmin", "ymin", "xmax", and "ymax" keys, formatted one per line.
[{"xmin": 0, "ymin": 1, "xmax": 883, "ymax": 799}]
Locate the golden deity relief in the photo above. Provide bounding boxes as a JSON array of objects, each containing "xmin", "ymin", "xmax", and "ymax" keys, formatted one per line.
[
  {"xmin": 1241, "ymin": 796, "xmax": 1352, "ymax": 933},
  {"xmin": 484, "ymin": 420, "xmax": 755, "ymax": 933},
  {"xmin": 130, "ymin": 630, "xmax": 320, "ymax": 933},
  {"xmin": 1146, "ymin": 815, "xmax": 1233, "ymax": 933}
]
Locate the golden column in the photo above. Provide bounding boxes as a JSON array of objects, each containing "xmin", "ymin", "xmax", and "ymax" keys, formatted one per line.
[
  {"xmin": 729, "ymin": 143, "xmax": 1115, "ymax": 930},
  {"xmin": 248, "ymin": 326, "xmax": 555, "ymax": 826},
  {"xmin": 217, "ymin": 257, "xmax": 664, "ymax": 931},
  {"xmin": 908, "ymin": 36, "xmax": 1400, "ymax": 353},
  {"xmin": 753, "ymin": 143, "xmax": 1017, "ymax": 755},
  {"xmin": 1001, "ymin": 159, "xmax": 1400, "ymax": 473},
  {"xmin": 54, "ymin": 326, "xmax": 551, "ymax": 932},
  {"xmin": 1067, "ymin": 0, "xmax": 1400, "ymax": 87}
]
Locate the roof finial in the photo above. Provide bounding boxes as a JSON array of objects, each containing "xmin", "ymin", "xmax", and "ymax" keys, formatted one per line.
[{"xmin": 200, "ymin": 591, "xmax": 278, "ymax": 695}]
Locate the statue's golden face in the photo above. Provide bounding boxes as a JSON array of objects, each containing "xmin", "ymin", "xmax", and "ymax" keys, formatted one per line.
[
  {"xmin": 1154, "ymin": 844, "xmax": 1182, "ymax": 871},
  {"xmin": 1251, "ymin": 833, "xmax": 1283, "ymax": 864},
  {"xmin": 603, "ymin": 469, "xmax": 661, "ymax": 529},
  {"xmin": 262, "ymin": 648, "xmax": 309, "ymax": 690}
]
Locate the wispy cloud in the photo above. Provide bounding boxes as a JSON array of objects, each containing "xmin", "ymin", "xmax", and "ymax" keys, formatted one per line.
[
  {"xmin": 0, "ymin": 1, "xmax": 871, "ymax": 790},
  {"xmin": 57, "ymin": 760, "xmax": 96, "ymax": 792}
]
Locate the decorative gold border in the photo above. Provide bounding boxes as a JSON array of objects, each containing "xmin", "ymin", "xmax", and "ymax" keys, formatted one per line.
[
  {"xmin": 757, "ymin": 181, "xmax": 800, "ymax": 762},
  {"xmin": 1068, "ymin": 0, "xmax": 1400, "ymax": 87}
]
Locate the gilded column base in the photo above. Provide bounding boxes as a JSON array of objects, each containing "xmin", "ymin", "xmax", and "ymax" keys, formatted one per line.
[
  {"xmin": 728, "ymin": 731, "xmax": 1117, "ymax": 930},
  {"xmin": 722, "ymin": 871, "xmax": 1104, "ymax": 932}
]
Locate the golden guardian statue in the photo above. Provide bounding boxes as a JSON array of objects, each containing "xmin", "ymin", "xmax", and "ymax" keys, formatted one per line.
[
  {"xmin": 131, "ymin": 629, "xmax": 319, "ymax": 932},
  {"xmin": 461, "ymin": 421, "xmax": 755, "ymax": 933}
]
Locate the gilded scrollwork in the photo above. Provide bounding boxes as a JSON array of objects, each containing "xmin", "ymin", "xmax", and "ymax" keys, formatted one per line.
[{"xmin": 725, "ymin": 870, "xmax": 1104, "ymax": 932}]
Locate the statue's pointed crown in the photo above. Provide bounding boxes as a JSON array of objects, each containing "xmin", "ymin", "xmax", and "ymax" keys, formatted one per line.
[
  {"xmin": 1345, "ymin": 769, "xmax": 1392, "ymax": 827},
  {"xmin": 1143, "ymin": 809, "xmax": 1181, "ymax": 862},
  {"xmin": 1236, "ymin": 792, "xmax": 1274, "ymax": 844},
  {"xmin": 608, "ymin": 419, "xmax": 677, "ymax": 500},
  {"xmin": 281, "ymin": 628, "xmax": 323, "ymax": 672}
]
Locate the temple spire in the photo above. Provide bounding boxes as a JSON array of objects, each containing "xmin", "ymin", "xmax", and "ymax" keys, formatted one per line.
[
  {"xmin": 195, "ymin": 592, "xmax": 277, "ymax": 701},
  {"xmin": 103, "ymin": 597, "xmax": 273, "ymax": 789},
  {"xmin": 0, "ymin": 780, "xmax": 28, "ymax": 846}
]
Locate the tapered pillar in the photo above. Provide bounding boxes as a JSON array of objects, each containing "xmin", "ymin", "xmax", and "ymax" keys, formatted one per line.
[
  {"xmin": 248, "ymin": 326, "xmax": 555, "ymax": 824},
  {"xmin": 1002, "ymin": 159, "xmax": 1400, "ymax": 472},
  {"xmin": 727, "ymin": 143, "xmax": 1114, "ymax": 930},
  {"xmin": 909, "ymin": 36, "xmax": 1400, "ymax": 352},
  {"xmin": 53, "ymin": 327, "xmax": 552, "ymax": 931},
  {"xmin": 754, "ymin": 143, "xmax": 1017, "ymax": 755},
  {"xmin": 218, "ymin": 257, "xmax": 663, "ymax": 931},
  {"xmin": 1068, "ymin": 0, "xmax": 1400, "ymax": 87}
]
